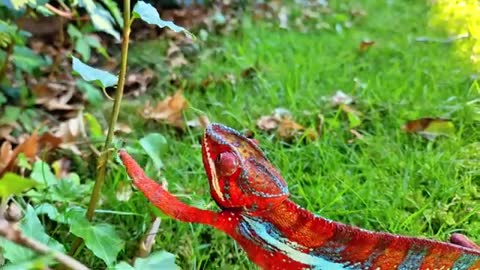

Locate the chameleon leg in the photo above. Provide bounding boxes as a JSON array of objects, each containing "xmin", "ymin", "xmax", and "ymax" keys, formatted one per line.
[{"xmin": 450, "ymin": 233, "xmax": 480, "ymax": 250}]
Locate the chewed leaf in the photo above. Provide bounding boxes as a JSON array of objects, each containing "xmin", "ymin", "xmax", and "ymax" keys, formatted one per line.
[
  {"xmin": 132, "ymin": 1, "xmax": 194, "ymax": 39},
  {"xmin": 402, "ymin": 118, "xmax": 455, "ymax": 140},
  {"xmin": 72, "ymin": 56, "xmax": 118, "ymax": 88}
]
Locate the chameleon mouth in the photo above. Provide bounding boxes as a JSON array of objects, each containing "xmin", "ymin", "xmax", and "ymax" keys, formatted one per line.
[{"xmin": 203, "ymin": 135, "xmax": 224, "ymax": 202}]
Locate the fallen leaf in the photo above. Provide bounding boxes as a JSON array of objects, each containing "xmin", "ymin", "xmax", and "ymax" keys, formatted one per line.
[
  {"xmin": 0, "ymin": 125, "xmax": 16, "ymax": 143},
  {"xmin": 166, "ymin": 41, "xmax": 188, "ymax": 68},
  {"xmin": 256, "ymin": 116, "xmax": 279, "ymax": 131},
  {"xmin": 141, "ymin": 90, "xmax": 188, "ymax": 129},
  {"xmin": 0, "ymin": 132, "xmax": 39, "ymax": 176},
  {"xmin": 359, "ymin": 39, "xmax": 375, "ymax": 52},
  {"xmin": 125, "ymin": 69, "xmax": 155, "ymax": 97},
  {"xmin": 52, "ymin": 114, "xmax": 86, "ymax": 154},
  {"xmin": 31, "ymin": 82, "xmax": 80, "ymax": 112},
  {"xmin": 331, "ymin": 90, "xmax": 353, "ymax": 106},
  {"xmin": 348, "ymin": 129, "xmax": 365, "ymax": 144},
  {"xmin": 186, "ymin": 115, "xmax": 210, "ymax": 129},
  {"xmin": 114, "ymin": 123, "xmax": 132, "ymax": 135},
  {"xmin": 256, "ymin": 108, "xmax": 309, "ymax": 140},
  {"xmin": 402, "ymin": 118, "xmax": 455, "ymax": 140},
  {"xmin": 278, "ymin": 117, "xmax": 304, "ymax": 139},
  {"xmin": 278, "ymin": 6, "xmax": 289, "ymax": 29},
  {"xmin": 241, "ymin": 67, "xmax": 257, "ymax": 79}
]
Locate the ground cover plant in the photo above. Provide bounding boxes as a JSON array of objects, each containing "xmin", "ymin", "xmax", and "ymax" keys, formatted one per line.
[{"xmin": 0, "ymin": 0, "xmax": 479, "ymax": 269}]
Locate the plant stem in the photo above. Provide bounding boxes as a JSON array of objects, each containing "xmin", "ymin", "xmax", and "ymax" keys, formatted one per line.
[
  {"xmin": 69, "ymin": 0, "xmax": 131, "ymax": 257},
  {"xmin": 0, "ymin": 41, "xmax": 13, "ymax": 82}
]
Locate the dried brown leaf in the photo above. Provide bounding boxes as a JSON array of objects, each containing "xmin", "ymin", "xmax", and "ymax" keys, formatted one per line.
[
  {"xmin": 359, "ymin": 40, "xmax": 375, "ymax": 52},
  {"xmin": 52, "ymin": 114, "xmax": 86, "ymax": 154},
  {"xmin": 0, "ymin": 132, "xmax": 39, "ymax": 176},
  {"xmin": 402, "ymin": 118, "xmax": 455, "ymax": 140},
  {"xmin": 125, "ymin": 69, "xmax": 155, "ymax": 97},
  {"xmin": 167, "ymin": 41, "xmax": 188, "ymax": 68},
  {"xmin": 187, "ymin": 115, "xmax": 210, "ymax": 129},
  {"xmin": 141, "ymin": 90, "xmax": 188, "ymax": 129},
  {"xmin": 331, "ymin": 90, "xmax": 353, "ymax": 106}
]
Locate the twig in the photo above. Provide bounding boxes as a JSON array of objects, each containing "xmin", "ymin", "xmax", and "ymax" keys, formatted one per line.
[
  {"xmin": 0, "ymin": 218, "xmax": 90, "ymax": 270},
  {"xmin": 69, "ymin": 0, "xmax": 132, "ymax": 256},
  {"xmin": 136, "ymin": 217, "xmax": 161, "ymax": 259},
  {"xmin": 45, "ymin": 4, "xmax": 73, "ymax": 19},
  {"xmin": 45, "ymin": 3, "xmax": 90, "ymax": 21}
]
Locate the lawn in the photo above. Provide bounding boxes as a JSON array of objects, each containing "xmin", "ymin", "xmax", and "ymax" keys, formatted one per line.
[{"xmin": 102, "ymin": 0, "xmax": 480, "ymax": 269}]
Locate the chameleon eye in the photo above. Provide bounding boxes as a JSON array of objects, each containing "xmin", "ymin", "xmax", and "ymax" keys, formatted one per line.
[{"xmin": 215, "ymin": 152, "xmax": 238, "ymax": 176}]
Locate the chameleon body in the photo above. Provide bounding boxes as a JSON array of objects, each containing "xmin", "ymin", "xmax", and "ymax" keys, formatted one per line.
[{"xmin": 119, "ymin": 123, "xmax": 480, "ymax": 270}]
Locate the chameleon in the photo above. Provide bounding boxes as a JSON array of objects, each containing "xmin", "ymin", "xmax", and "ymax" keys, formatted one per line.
[{"xmin": 119, "ymin": 123, "xmax": 480, "ymax": 270}]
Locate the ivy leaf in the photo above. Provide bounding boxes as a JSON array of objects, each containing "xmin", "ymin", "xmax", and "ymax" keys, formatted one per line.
[
  {"xmin": 0, "ymin": 173, "xmax": 39, "ymax": 198},
  {"xmin": 134, "ymin": 251, "xmax": 179, "ymax": 270},
  {"xmin": 76, "ymin": 80, "xmax": 104, "ymax": 106},
  {"xmin": 0, "ymin": 205, "xmax": 64, "ymax": 263},
  {"xmin": 72, "ymin": 56, "xmax": 118, "ymax": 88},
  {"xmin": 30, "ymin": 160, "xmax": 57, "ymax": 187},
  {"xmin": 139, "ymin": 133, "xmax": 167, "ymax": 170},
  {"xmin": 68, "ymin": 208, "xmax": 124, "ymax": 266},
  {"xmin": 132, "ymin": 1, "xmax": 193, "ymax": 39}
]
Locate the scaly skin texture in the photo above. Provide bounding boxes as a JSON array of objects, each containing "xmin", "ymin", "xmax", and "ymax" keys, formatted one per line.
[{"xmin": 119, "ymin": 123, "xmax": 480, "ymax": 270}]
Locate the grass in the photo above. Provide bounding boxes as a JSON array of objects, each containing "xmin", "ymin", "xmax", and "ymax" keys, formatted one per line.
[{"xmin": 99, "ymin": 1, "xmax": 480, "ymax": 269}]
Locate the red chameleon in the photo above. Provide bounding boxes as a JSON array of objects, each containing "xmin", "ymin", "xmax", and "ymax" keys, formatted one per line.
[{"xmin": 119, "ymin": 123, "xmax": 480, "ymax": 270}]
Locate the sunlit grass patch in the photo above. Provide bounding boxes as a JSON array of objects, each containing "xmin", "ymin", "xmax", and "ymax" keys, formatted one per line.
[{"xmin": 429, "ymin": 0, "xmax": 480, "ymax": 65}]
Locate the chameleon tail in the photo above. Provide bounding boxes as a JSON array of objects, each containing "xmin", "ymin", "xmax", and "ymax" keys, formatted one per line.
[{"xmin": 119, "ymin": 150, "xmax": 220, "ymax": 226}]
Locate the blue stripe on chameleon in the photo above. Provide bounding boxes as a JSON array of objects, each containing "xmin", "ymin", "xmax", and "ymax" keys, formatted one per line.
[
  {"xmin": 452, "ymin": 253, "xmax": 479, "ymax": 270},
  {"xmin": 240, "ymin": 216, "xmax": 355, "ymax": 270},
  {"xmin": 397, "ymin": 246, "xmax": 427, "ymax": 270}
]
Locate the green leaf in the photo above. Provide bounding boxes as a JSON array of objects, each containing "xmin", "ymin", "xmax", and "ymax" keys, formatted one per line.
[
  {"xmin": 12, "ymin": 46, "xmax": 47, "ymax": 73},
  {"xmin": 68, "ymin": 208, "xmax": 124, "ymax": 266},
  {"xmin": 17, "ymin": 153, "xmax": 32, "ymax": 170},
  {"xmin": 1, "ymin": 205, "xmax": 64, "ymax": 263},
  {"xmin": 134, "ymin": 251, "xmax": 179, "ymax": 270},
  {"xmin": 90, "ymin": 7, "xmax": 120, "ymax": 40},
  {"xmin": 75, "ymin": 38, "xmax": 91, "ymax": 61},
  {"xmin": 35, "ymin": 203, "xmax": 65, "ymax": 223},
  {"xmin": 72, "ymin": 56, "xmax": 118, "ymax": 88},
  {"xmin": 110, "ymin": 261, "xmax": 135, "ymax": 270},
  {"xmin": 84, "ymin": 112, "xmax": 104, "ymax": 139},
  {"xmin": 139, "ymin": 133, "xmax": 168, "ymax": 170},
  {"xmin": 0, "ymin": 92, "xmax": 6, "ymax": 106},
  {"xmin": 0, "ymin": 173, "xmax": 38, "ymax": 198},
  {"xmin": 100, "ymin": 0, "xmax": 124, "ymax": 28},
  {"xmin": 30, "ymin": 160, "xmax": 57, "ymax": 187},
  {"xmin": 346, "ymin": 110, "xmax": 361, "ymax": 128},
  {"xmin": 0, "ymin": 105, "xmax": 21, "ymax": 125},
  {"xmin": 67, "ymin": 24, "xmax": 83, "ymax": 39},
  {"xmin": 132, "ymin": 1, "xmax": 193, "ymax": 39},
  {"xmin": 76, "ymin": 80, "xmax": 104, "ymax": 106}
]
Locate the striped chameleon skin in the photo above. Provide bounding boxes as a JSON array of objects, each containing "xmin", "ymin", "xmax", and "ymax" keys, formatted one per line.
[{"xmin": 119, "ymin": 123, "xmax": 480, "ymax": 269}]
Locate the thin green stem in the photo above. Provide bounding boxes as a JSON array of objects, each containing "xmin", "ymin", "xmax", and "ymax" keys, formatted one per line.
[
  {"xmin": 0, "ymin": 41, "xmax": 14, "ymax": 82},
  {"xmin": 68, "ymin": 0, "xmax": 131, "ymax": 257}
]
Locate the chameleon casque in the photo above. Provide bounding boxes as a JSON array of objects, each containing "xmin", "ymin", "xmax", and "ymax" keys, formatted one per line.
[{"xmin": 119, "ymin": 123, "xmax": 480, "ymax": 270}]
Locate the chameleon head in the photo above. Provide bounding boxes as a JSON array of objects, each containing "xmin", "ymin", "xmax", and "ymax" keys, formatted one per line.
[{"xmin": 202, "ymin": 123, "xmax": 289, "ymax": 212}]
